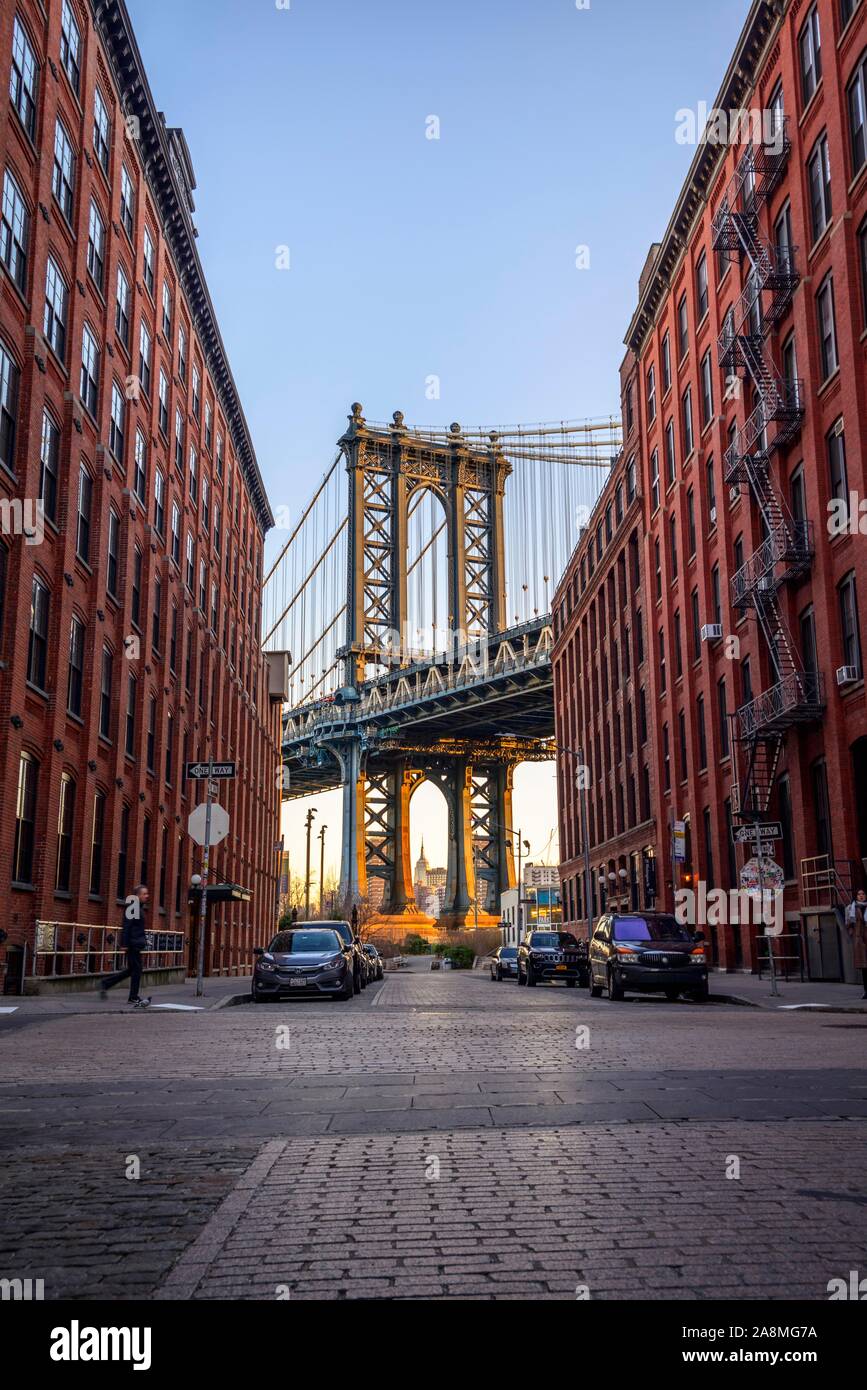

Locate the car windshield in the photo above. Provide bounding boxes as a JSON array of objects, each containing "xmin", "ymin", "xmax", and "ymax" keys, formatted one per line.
[
  {"xmin": 500, "ymin": 948, "xmax": 518, "ymax": 958},
  {"xmin": 531, "ymin": 933, "xmax": 578, "ymax": 948},
  {"xmin": 363, "ymin": 946, "xmax": 378, "ymax": 956},
  {"xmin": 319, "ymin": 921, "xmax": 352, "ymax": 945},
  {"xmin": 612, "ymin": 916, "xmax": 692, "ymax": 943},
  {"xmin": 269, "ymin": 930, "xmax": 341, "ymax": 954}
]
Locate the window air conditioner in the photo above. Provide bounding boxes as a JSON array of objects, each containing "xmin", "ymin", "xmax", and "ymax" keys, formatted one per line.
[
  {"xmin": 836, "ymin": 666, "xmax": 859, "ymax": 687},
  {"xmin": 709, "ymin": 506, "xmax": 717, "ymax": 525},
  {"xmin": 701, "ymin": 624, "xmax": 723, "ymax": 642}
]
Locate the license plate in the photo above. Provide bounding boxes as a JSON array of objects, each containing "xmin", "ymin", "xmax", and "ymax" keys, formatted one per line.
[
  {"xmin": 556, "ymin": 965, "xmax": 567, "ymax": 972},
  {"xmin": 289, "ymin": 978, "xmax": 307, "ymax": 988}
]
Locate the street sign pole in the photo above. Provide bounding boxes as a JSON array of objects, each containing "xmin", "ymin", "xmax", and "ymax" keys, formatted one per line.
[{"xmin": 195, "ymin": 756, "xmax": 214, "ymax": 998}]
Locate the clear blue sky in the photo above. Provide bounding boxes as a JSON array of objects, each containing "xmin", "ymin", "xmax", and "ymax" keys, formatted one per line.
[{"xmin": 127, "ymin": 0, "xmax": 751, "ymax": 879}]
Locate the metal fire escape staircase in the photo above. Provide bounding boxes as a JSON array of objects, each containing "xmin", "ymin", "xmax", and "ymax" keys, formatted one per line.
[{"xmin": 711, "ymin": 122, "xmax": 823, "ymax": 822}]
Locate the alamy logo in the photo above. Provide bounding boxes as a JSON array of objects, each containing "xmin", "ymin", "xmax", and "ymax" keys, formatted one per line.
[
  {"xmin": 0, "ymin": 497, "xmax": 44, "ymax": 547},
  {"xmin": 49, "ymin": 1320, "xmax": 152, "ymax": 1371},
  {"xmin": 827, "ymin": 1270, "xmax": 867, "ymax": 1300},
  {"xmin": 0, "ymin": 1276, "xmax": 44, "ymax": 1300}
]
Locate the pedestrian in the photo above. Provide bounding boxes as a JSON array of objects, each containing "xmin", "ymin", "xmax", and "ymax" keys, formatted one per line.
[
  {"xmin": 845, "ymin": 889, "xmax": 867, "ymax": 998},
  {"xmin": 99, "ymin": 884, "xmax": 152, "ymax": 1007}
]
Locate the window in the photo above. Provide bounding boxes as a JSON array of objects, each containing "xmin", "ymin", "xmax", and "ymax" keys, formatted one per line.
[
  {"xmin": 162, "ymin": 280, "xmax": 172, "ymax": 337},
  {"xmin": 107, "ymin": 508, "xmax": 120, "ymax": 597},
  {"xmin": 99, "ymin": 647, "xmax": 113, "ymax": 745},
  {"xmin": 700, "ymin": 350, "xmax": 714, "ymax": 427},
  {"xmin": 10, "ymin": 17, "xmax": 38, "ymax": 138},
  {"xmin": 76, "ymin": 465, "xmax": 92, "ymax": 563},
  {"xmin": 28, "ymin": 575, "xmax": 49, "ymax": 688},
  {"xmin": 198, "ymin": 557, "xmax": 206, "ymax": 611},
  {"xmin": 60, "ymin": 0, "xmax": 81, "ymax": 92},
  {"xmin": 158, "ymin": 369, "xmax": 169, "ymax": 436},
  {"xmin": 681, "ymin": 388, "xmax": 694, "ymax": 458},
  {"xmin": 87, "ymin": 201, "xmax": 105, "ymax": 290},
  {"xmin": 791, "ymin": 465, "xmax": 806, "ymax": 525},
  {"xmin": 171, "ymin": 501, "xmax": 181, "ymax": 565},
  {"xmin": 93, "ymin": 88, "xmax": 111, "ymax": 172},
  {"xmin": 186, "ymin": 531, "xmax": 194, "ymax": 591},
  {"xmin": 205, "ymin": 401, "xmax": 213, "ymax": 451},
  {"xmin": 79, "ymin": 323, "xmax": 99, "ymax": 411},
  {"xmin": 211, "ymin": 581, "xmax": 218, "ymax": 633},
  {"xmin": 775, "ymin": 200, "xmax": 793, "ymax": 274},
  {"xmin": 152, "ymin": 574, "xmax": 162, "ymax": 651},
  {"xmin": 828, "ymin": 421, "xmax": 848, "ymax": 501},
  {"xmin": 808, "ymin": 133, "xmax": 832, "ymax": 243},
  {"xmin": 706, "ymin": 456, "xmax": 717, "ymax": 519},
  {"xmin": 109, "ymin": 380, "xmax": 125, "ymax": 460},
  {"xmin": 646, "ymin": 365, "xmax": 657, "ymax": 422},
  {"xmin": 134, "ymin": 428, "xmax": 147, "ymax": 501},
  {"xmin": 817, "ymin": 275, "xmax": 838, "ymax": 379},
  {"xmin": 662, "ymin": 723, "xmax": 670, "ymax": 790},
  {"xmin": 214, "ymin": 500, "xmax": 221, "ymax": 552},
  {"xmin": 665, "ymin": 419, "xmax": 676, "ymax": 485},
  {"xmin": 839, "ymin": 572, "xmax": 863, "ymax": 676},
  {"xmin": 678, "ymin": 709, "xmax": 687, "ymax": 771},
  {"xmin": 174, "ymin": 408, "xmax": 184, "ymax": 473},
  {"xmin": 677, "ymin": 293, "xmax": 689, "ymax": 359},
  {"xmin": 843, "ymin": 0, "xmax": 863, "ymax": 29},
  {"xmin": 801, "ymin": 606, "xmax": 819, "ymax": 677},
  {"xmin": 115, "ymin": 266, "xmax": 131, "ymax": 346},
  {"xmin": 718, "ymin": 677, "xmax": 730, "ymax": 758},
  {"xmin": 120, "ymin": 164, "xmax": 135, "ymax": 237},
  {"xmin": 138, "ymin": 320, "xmax": 152, "ymax": 397},
  {"xmin": 165, "ymin": 714, "xmax": 174, "ymax": 785},
  {"xmin": 625, "ymin": 383, "xmax": 634, "ymax": 435},
  {"xmin": 189, "ymin": 445, "xmax": 198, "ymax": 504},
  {"xmin": 125, "ymin": 673, "xmax": 137, "ymax": 756},
  {"xmin": 192, "ymin": 365, "xmax": 201, "ymax": 419},
  {"xmin": 154, "ymin": 467, "xmax": 165, "ymax": 536},
  {"xmin": 169, "ymin": 605, "xmax": 178, "ymax": 672},
  {"xmin": 626, "ymin": 456, "xmax": 636, "ymax": 503},
  {"xmin": 13, "ymin": 752, "xmax": 38, "ymax": 884},
  {"xmin": 687, "ymin": 487, "xmax": 696, "ymax": 557},
  {"xmin": 89, "ymin": 791, "xmax": 107, "ymax": 896},
  {"xmin": 650, "ymin": 449, "xmax": 660, "ymax": 512},
  {"xmin": 216, "ymin": 433, "xmax": 224, "ymax": 477},
  {"xmin": 849, "ymin": 52, "xmax": 867, "ymax": 177},
  {"xmin": 696, "ymin": 252, "xmax": 708, "ymax": 319},
  {"xmin": 658, "ymin": 627, "xmax": 666, "ymax": 693},
  {"xmin": 202, "ymin": 474, "xmax": 210, "ymax": 529},
  {"xmin": 711, "ymin": 563, "xmax": 722, "ymax": 626},
  {"xmin": 67, "ymin": 615, "xmax": 85, "ymax": 716},
  {"xmin": 661, "ymin": 332, "xmax": 671, "ymax": 393},
  {"xmin": 143, "ymin": 227, "xmax": 155, "ymax": 295},
  {"xmin": 39, "ymin": 410, "xmax": 59, "ymax": 522},
  {"xmin": 654, "ymin": 539, "xmax": 662, "ymax": 599},
  {"xmin": 0, "ymin": 343, "xmax": 20, "ymax": 473},
  {"xmin": 117, "ymin": 802, "xmax": 130, "ymax": 898},
  {"xmin": 1, "ymin": 170, "xmax": 29, "ymax": 292},
  {"xmin": 131, "ymin": 548, "xmax": 142, "ymax": 628},
  {"xmin": 799, "ymin": 4, "xmax": 822, "ymax": 106},
  {"xmin": 674, "ymin": 609, "xmax": 682, "ymax": 678},
  {"xmin": 44, "ymin": 257, "xmax": 68, "ymax": 359},
  {"xmin": 52, "ymin": 119, "xmax": 75, "ymax": 222},
  {"xmin": 178, "ymin": 325, "xmax": 187, "ymax": 381},
  {"xmin": 691, "ymin": 588, "xmax": 701, "ymax": 656},
  {"xmin": 697, "ymin": 694, "xmax": 707, "ymax": 769}
]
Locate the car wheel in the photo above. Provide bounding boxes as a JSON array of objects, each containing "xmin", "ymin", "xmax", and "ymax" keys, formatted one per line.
[
  {"xmin": 337, "ymin": 973, "xmax": 354, "ymax": 1001},
  {"xmin": 589, "ymin": 967, "xmax": 603, "ymax": 998},
  {"xmin": 353, "ymin": 969, "xmax": 361, "ymax": 996},
  {"xmin": 251, "ymin": 986, "xmax": 261, "ymax": 1003},
  {"xmin": 690, "ymin": 985, "xmax": 709, "ymax": 1003},
  {"xmin": 607, "ymin": 968, "xmax": 624, "ymax": 1001},
  {"xmin": 665, "ymin": 988, "xmax": 681, "ymax": 1001}
]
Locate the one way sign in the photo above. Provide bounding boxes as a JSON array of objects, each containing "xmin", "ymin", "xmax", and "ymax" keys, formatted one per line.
[{"xmin": 186, "ymin": 761, "xmax": 237, "ymax": 780}]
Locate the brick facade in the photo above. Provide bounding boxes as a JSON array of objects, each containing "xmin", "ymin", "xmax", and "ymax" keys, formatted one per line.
[
  {"xmin": 554, "ymin": 0, "xmax": 867, "ymax": 973},
  {"xmin": 0, "ymin": 0, "xmax": 281, "ymax": 987}
]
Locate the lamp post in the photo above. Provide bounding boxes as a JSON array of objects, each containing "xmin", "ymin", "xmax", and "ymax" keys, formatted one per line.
[
  {"xmin": 318, "ymin": 824, "xmax": 327, "ymax": 916},
  {"xmin": 304, "ymin": 807, "xmax": 318, "ymax": 918}
]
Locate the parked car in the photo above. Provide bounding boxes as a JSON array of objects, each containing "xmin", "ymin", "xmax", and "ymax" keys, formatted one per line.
[
  {"xmin": 517, "ymin": 931, "xmax": 589, "ymax": 987},
  {"xmin": 251, "ymin": 927, "xmax": 355, "ymax": 1002},
  {"xmin": 588, "ymin": 912, "xmax": 709, "ymax": 1002},
  {"xmin": 327, "ymin": 920, "xmax": 368, "ymax": 993},
  {"xmin": 362, "ymin": 943, "xmax": 384, "ymax": 981},
  {"xmin": 489, "ymin": 945, "xmax": 519, "ymax": 981}
]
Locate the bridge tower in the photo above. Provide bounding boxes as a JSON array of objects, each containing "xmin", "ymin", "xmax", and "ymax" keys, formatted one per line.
[{"xmin": 335, "ymin": 405, "xmax": 516, "ymax": 930}]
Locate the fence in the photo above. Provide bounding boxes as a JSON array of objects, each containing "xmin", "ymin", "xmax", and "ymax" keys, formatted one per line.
[{"xmin": 32, "ymin": 922, "xmax": 185, "ymax": 980}]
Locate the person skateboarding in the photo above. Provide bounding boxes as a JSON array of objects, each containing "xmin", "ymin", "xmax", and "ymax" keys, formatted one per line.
[{"xmin": 99, "ymin": 884, "xmax": 152, "ymax": 1007}]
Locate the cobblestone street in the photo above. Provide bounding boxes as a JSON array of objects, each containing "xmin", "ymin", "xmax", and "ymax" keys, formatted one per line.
[{"xmin": 1, "ymin": 963, "xmax": 865, "ymax": 1300}]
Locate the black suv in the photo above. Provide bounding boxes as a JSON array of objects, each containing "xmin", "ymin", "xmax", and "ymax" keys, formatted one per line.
[
  {"xmin": 517, "ymin": 931, "xmax": 589, "ymax": 987},
  {"xmin": 588, "ymin": 912, "xmax": 708, "ymax": 1002}
]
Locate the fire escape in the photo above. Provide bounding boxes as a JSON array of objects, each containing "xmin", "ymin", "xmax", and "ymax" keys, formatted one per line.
[{"xmin": 711, "ymin": 117, "xmax": 824, "ymax": 823}]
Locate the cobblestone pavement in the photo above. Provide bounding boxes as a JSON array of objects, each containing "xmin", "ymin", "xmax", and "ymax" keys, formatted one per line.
[{"xmin": 1, "ymin": 967, "xmax": 865, "ymax": 1299}]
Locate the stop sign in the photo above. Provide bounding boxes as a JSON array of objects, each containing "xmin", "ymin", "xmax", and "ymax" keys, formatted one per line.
[{"xmin": 187, "ymin": 802, "xmax": 230, "ymax": 847}]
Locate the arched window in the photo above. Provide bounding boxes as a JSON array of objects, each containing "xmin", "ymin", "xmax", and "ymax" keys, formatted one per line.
[{"xmin": 55, "ymin": 772, "xmax": 76, "ymax": 892}]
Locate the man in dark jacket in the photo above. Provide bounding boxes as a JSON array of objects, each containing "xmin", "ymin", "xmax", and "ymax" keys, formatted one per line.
[{"xmin": 99, "ymin": 885, "xmax": 152, "ymax": 1006}]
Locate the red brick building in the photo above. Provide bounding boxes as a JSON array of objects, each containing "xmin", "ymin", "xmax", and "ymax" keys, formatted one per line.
[
  {"xmin": 0, "ymin": 0, "xmax": 282, "ymax": 990},
  {"xmin": 555, "ymin": 0, "xmax": 867, "ymax": 977}
]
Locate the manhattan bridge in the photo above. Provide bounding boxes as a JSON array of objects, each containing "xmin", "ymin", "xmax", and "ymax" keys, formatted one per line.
[{"xmin": 263, "ymin": 405, "xmax": 621, "ymax": 929}]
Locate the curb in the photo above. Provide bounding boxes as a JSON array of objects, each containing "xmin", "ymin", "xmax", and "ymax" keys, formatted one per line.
[{"xmin": 209, "ymin": 991, "xmax": 251, "ymax": 1010}]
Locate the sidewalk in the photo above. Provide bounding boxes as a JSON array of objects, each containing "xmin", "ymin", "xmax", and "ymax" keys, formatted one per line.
[
  {"xmin": 711, "ymin": 970, "xmax": 867, "ymax": 1012},
  {"xmin": 0, "ymin": 975, "xmax": 248, "ymax": 1016}
]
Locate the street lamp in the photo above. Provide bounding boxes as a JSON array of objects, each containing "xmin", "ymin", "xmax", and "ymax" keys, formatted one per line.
[
  {"xmin": 304, "ymin": 808, "xmax": 318, "ymax": 918},
  {"xmin": 318, "ymin": 823, "xmax": 327, "ymax": 916}
]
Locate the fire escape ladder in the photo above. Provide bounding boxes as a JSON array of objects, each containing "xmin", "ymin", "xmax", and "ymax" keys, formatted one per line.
[{"xmin": 710, "ymin": 120, "xmax": 821, "ymax": 822}]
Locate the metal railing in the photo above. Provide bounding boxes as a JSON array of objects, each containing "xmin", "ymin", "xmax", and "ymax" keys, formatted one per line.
[
  {"xmin": 800, "ymin": 856, "xmax": 857, "ymax": 913},
  {"xmin": 756, "ymin": 931, "xmax": 805, "ymax": 982},
  {"xmin": 730, "ymin": 522, "xmax": 813, "ymax": 607},
  {"xmin": 736, "ymin": 671, "xmax": 824, "ymax": 739},
  {"xmin": 33, "ymin": 922, "xmax": 185, "ymax": 979}
]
